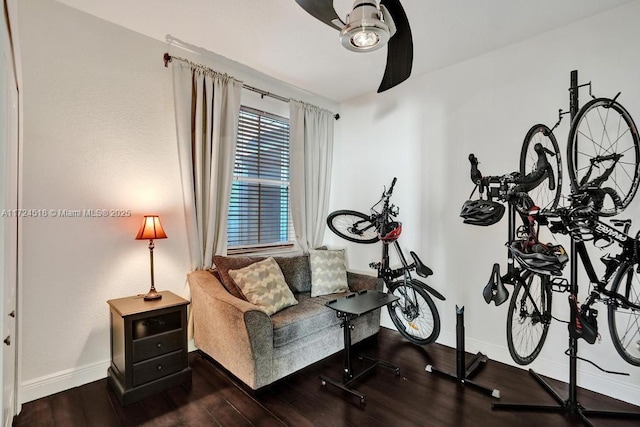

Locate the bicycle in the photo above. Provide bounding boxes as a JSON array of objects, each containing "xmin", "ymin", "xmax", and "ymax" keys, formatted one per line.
[
  {"xmin": 541, "ymin": 189, "xmax": 640, "ymax": 365},
  {"xmin": 326, "ymin": 178, "xmax": 445, "ymax": 346},
  {"xmin": 464, "ymin": 131, "xmax": 565, "ymax": 365}
]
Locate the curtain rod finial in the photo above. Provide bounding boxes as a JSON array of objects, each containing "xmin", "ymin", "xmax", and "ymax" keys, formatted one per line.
[{"xmin": 163, "ymin": 53, "xmax": 172, "ymax": 67}]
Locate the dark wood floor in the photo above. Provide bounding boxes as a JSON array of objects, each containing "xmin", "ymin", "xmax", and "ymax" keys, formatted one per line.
[{"xmin": 14, "ymin": 327, "xmax": 640, "ymax": 426}]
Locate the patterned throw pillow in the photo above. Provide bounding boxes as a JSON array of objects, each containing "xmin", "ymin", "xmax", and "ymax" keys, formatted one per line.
[
  {"xmin": 228, "ymin": 257, "xmax": 298, "ymax": 315},
  {"xmin": 309, "ymin": 249, "xmax": 349, "ymax": 297}
]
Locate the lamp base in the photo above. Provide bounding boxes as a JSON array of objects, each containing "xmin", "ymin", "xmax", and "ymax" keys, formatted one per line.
[{"xmin": 143, "ymin": 289, "xmax": 162, "ymax": 301}]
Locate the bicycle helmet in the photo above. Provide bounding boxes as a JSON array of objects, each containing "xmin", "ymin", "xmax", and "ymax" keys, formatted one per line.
[
  {"xmin": 508, "ymin": 240, "xmax": 568, "ymax": 276},
  {"xmin": 379, "ymin": 221, "xmax": 402, "ymax": 242},
  {"xmin": 460, "ymin": 199, "xmax": 505, "ymax": 226}
]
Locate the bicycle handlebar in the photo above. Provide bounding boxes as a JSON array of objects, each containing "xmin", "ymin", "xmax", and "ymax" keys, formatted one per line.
[{"xmin": 468, "ymin": 143, "xmax": 557, "ymax": 204}]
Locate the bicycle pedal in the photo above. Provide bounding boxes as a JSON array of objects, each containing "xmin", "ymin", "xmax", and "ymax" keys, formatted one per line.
[{"xmin": 369, "ymin": 262, "xmax": 381, "ymax": 270}]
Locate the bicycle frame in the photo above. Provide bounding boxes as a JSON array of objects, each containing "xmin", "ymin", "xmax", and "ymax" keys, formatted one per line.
[
  {"xmin": 558, "ymin": 216, "xmax": 640, "ymax": 311},
  {"xmin": 360, "ymin": 178, "xmax": 445, "ymax": 302}
]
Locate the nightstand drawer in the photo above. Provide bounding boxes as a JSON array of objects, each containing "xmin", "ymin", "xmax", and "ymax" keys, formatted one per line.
[
  {"xmin": 132, "ymin": 312, "xmax": 181, "ymax": 339},
  {"xmin": 133, "ymin": 350, "xmax": 182, "ymax": 387},
  {"xmin": 133, "ymin": 329, "xmax": 182, "ymax": 362}
]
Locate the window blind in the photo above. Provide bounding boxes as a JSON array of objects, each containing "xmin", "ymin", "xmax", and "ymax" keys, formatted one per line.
[{"xmin": 227, "ymin": 106, "xmax": 293, "ymax": 251}]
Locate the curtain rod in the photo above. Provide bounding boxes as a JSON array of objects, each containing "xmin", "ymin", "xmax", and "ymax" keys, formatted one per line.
[{"xmin": 163, "ymin": 53, "xmax": 339, "ymax": 120}]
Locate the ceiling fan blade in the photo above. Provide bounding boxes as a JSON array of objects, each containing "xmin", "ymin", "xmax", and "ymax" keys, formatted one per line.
[
  {"xmin": 294, "ymin": 0, "xmax": 343, "ymax": 30},
  {"xmin": 378, "ymin": 0, "xmax": 413, "ymax": 92}
]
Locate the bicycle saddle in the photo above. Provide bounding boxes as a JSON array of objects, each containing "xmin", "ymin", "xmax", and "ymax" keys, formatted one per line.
[
  {"xmin": 410, "ymin": 251, "xmax": 433, "ymax": 278},
  {"xmin": 568, "ymin": 294, "xmax": 598, "ymax": 345},
  {"xmin": 482, "ymin": 263, "xmax": 509, "ymax": 306}
]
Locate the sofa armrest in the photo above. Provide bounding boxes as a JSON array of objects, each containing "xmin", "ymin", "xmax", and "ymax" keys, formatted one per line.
[
  {"xmin": 188, "ymin": 270, "xmax": 273, "ymax": 389},
  {"xmin": 346, "ymin": 271, "xmax": 384, "ymax": 292}
]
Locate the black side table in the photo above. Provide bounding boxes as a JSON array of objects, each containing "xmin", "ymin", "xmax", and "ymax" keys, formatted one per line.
[
  {"xmin": 107, "ymin": 291, "xmax": 192, "ymax": 405},
  {"xmin": 321, "ymin": 290, "xmax": 400, "ymax": 404}
]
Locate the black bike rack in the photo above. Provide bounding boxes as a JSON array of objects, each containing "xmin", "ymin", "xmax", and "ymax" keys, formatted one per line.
[
  {"xmin": 426, "ymin": 305, "xmax": 500, "ymax": 398},
  {"xmin": 491, "ymin": 70, "xmax": 640, "ymax": 426}
]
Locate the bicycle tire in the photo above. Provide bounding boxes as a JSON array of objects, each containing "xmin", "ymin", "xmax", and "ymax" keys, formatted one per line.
[
  {"xmin": 519, "ymin": 124, "xmax": 562, "ymax": 210},
  {"xmin": 506, "ymin": 273, "xmax": 552, "ymax": 365},
  {"xmin": 387, "ymin": 280, "xmax": 440, "ymax": 345},
  {"xmin": 567, "ymin": 97, "xmax": 640, "ymax": 216},
  {"xmin": 326, "ymin": 210, "xmax": 379, "ymax": 244},
  {"xmin": 608, "ymin": 261, "xmax": 640, "ymax": 366}
]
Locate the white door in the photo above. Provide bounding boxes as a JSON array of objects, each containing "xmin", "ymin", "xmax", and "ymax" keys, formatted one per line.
[{"xmin": 1, "ymin": 1, "xmax": 19, "ymax": 425}]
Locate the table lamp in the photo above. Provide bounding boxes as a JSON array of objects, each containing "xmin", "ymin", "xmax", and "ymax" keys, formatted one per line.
[{"xmin": 135, "ymin": 215, "xmax": 168, "ymax": 301}]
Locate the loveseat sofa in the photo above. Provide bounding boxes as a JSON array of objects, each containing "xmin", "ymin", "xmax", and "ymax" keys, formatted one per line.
[{"xmin": 188, "ymin": 252, "xmax": 383, "ymax": 390}]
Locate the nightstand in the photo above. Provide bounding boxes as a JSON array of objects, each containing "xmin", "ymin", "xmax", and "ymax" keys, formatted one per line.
[{"xmin": 107, "ymin": 290, "xmax": 192, "ymax": 405}]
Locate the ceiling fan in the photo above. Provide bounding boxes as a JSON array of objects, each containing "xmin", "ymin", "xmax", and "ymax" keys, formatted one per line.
[{"xmin": 294, "ymin": 0, "xmax": 413, "ymax": 93}]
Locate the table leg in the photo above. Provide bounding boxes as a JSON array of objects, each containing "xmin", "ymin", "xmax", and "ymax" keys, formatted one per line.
[{"xmin": 342, "ymin": 314, "xmax": 353, "ymax": 383}]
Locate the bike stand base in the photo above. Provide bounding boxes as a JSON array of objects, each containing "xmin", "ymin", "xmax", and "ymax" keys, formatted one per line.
[
  {"xmin": 492, "ymin": 369, "xmax": 640, "ymax": 427},
  {"xmin": 425, "ymin": 306, "xmax": 500, "ymax": 399}
]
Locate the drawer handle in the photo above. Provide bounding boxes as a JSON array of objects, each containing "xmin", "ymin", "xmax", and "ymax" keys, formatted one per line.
[
  {"xmin": 157, "ymin": 365, "xmax": 163, "ymax": 371},
  {"xmin": 9, "ymin": 310, "xmax": 15, "ymax": 318},
  {"xmin": 157, "ymin": 342, "xmax": 163, "ymax": 349},
  {"xmin": 3, "ymin": 336, "xmax": 10, "ymax": 346}
]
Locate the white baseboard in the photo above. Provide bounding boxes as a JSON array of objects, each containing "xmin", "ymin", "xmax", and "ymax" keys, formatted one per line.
[
  {"xmin": 19, "ymin": 341, "xmax": 199, "ymax": 405},
  {"xmin": 19, "ymin": 359, "xmax": 110, "ymax": 404}
]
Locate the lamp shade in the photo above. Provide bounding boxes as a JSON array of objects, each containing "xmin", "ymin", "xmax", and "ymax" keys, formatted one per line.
[{"xmin": 135, "ymin": 215, "xmax": 168, "ymax": 240}]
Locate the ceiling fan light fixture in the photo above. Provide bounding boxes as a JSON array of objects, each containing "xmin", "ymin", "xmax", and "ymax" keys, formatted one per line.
[
  {"xmin": 351, "ymin": 29, "xmax": 379, "ymax": 48},
  {"xmin": 340, "ymin": 1, "xmax": 390, "ymax": 52}
]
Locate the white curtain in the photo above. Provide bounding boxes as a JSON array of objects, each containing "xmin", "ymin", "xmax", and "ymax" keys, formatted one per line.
[
  {"xmin": 172, "ymin": 62, "xmax": 242, "ymax": 270},
  {"xmin": 289, "ymin": 100, "xmax": 335, "ymax": 252},
  {"xmin": 172, "ymin": 62, "xmax": 242, "ymax": 338}
]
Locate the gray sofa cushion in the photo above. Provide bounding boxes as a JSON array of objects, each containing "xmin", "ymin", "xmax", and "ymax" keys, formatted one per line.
[
  {"xmin": 274, "ymin": 255, "xmax": 312, "ymax": 293},
  {"xmin": 271, "ymin": 291, "xmax": 349, "ymax": 348}
]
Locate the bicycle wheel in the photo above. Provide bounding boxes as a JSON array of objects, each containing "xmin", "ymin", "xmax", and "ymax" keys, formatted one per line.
[
  {"xmin": 567, "ymin": 98, "xmax": 640, "ymax": 216},
  {"xmin": 608, "ymin": 261, "xmax": 640, "ymax": 365},
  {"xmin": 519, "ymin": 124, "xmax": 562, "ymax": 210},
  {"xmin": 506, "ymin": 272, "xmax": 552, "ymax": 365},
  {"xmin": 326, "ymin": 210, "xmax": 379, "ymax": 244},
  {"xmin": 387, "ymin": 280, "xmax": 440, "ymax": 345}
]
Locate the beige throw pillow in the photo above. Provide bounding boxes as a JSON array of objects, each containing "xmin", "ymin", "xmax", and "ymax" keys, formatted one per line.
[
  {"xmin": 309, "ymin": 249, "xmax": 349, "ymax": 297},
  {"xmin": 228, "ymin": 257, "xmax": 298, "ymax": 315}
]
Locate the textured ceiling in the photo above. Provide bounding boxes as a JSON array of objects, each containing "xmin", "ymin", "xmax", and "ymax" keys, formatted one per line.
[{"xmin": 56, "ymin": 0, "xmax": 634, "ymax": 102}]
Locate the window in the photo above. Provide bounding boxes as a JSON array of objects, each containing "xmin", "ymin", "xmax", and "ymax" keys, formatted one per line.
[{"xmin": 227, "ymin": 106, "xmax": 293, "ymax": 253}]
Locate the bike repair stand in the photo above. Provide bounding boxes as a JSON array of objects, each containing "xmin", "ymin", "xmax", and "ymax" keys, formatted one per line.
[
  {"xmin": 426, "ymin": 305, "xmax": 500, "ymax": 398},
  {"xmin": 492, "ymin": 70, "xmax": 640, "ymax": 426}
]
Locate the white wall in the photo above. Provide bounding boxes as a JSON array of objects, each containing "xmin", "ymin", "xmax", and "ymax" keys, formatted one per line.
[
  {"xmin": 330, "ymin": 1, "xmax": 640, "ymax": 405},
  {"xmin": 17, "ymin": 0, "xmax": 337, "ymax": 403}
]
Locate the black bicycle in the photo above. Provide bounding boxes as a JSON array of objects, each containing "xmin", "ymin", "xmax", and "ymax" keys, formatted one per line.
[
  {"xmin": 541, "ymin": 190, "xmax": 640, "ymax": 365},
  {"xmin": 465, "ymin": 131, "xmax": 565, "ymax": 365},
  {"xmin": 527, "ymin": 91, "xmax": 640, "ymax": 365},
  {"xmin": 326, "ymin": 178, "xmax": 444, "ymax": 345}
]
